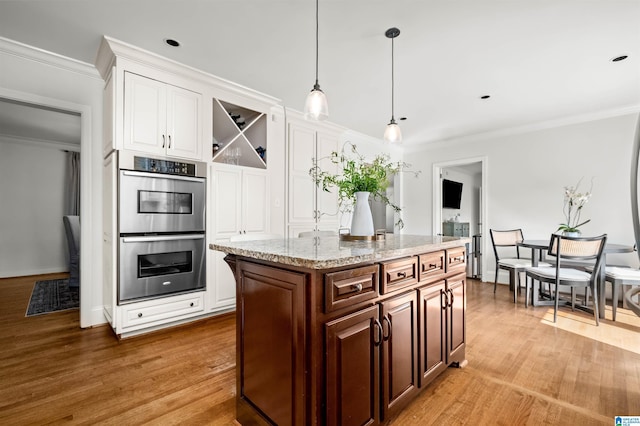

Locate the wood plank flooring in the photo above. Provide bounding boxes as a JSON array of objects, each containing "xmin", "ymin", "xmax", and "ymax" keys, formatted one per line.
[{"xmin": 1, "ymin": 274, "xmax": 638, "ymax": 425}]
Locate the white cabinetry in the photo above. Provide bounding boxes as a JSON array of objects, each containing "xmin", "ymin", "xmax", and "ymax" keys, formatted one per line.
[
  {"xmin": 286, "ymin": 112, "xmax": 341, "ymax": 237},
  {"xmin": 212, "ymin": 99, "xmax": 267, "ymax": 168},
  {"xmin": 124, "ymin": 72, "xmax": 202, "ymax": 160},
  {"xmin": 209, "ymin": 163, "xmax": 269, "ymax": 310},
  {"xmin": 118, "ymin": 292, "xmax": 205, "ymax": 333}
]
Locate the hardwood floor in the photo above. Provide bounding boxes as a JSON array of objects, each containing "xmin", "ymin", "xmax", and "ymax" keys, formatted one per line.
[{"xmin": 1, "ymin": 274, "xmax": 638, "ymax": 425}]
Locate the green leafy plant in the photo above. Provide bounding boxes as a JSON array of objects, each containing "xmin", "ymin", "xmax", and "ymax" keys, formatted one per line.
[
  {"xmin": 557, "ymin": 178, "xmax": 592, "ymax": 234},
  {"xmin": 309, "ymin": 142, "xmax": 419, "ymax": 229}
]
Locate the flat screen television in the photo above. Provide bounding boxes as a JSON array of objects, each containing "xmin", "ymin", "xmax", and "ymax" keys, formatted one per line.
[{"xmin": 442, "ymin": 179, "xmax": 463, "ymax": 209}]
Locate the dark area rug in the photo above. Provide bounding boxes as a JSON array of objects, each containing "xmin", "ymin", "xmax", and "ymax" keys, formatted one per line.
[{"xmin": 25, "ymin": 279, "xmax": 79, "ymax": 317}]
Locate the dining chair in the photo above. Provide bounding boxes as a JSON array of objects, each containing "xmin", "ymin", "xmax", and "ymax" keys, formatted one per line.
[
  {"xmin": 298, "ymin": 230, "xmax": 337, "ymax": 238},
  {"xmin": 625, "ymin": 287, "xmax": 640, "ymax": 317},
  {"xmin": 229, "ymin": 233, "xmax": 282, "ymax": 242},
  {"xmin": 490, "ymin": 228, "xmax": 548, "ymax": 303},
  {"xmin": 525, "ymin": 234, "xmax": 607, "ymax": 325},
  {"xmin": 601, "ymin": 266, "xmax": 640, "ymax": 321}
]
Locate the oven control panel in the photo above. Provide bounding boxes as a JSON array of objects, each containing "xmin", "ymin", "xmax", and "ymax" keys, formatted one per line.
[{"xmin": 133, "ymin": 156, "xmax": 196, "ymax": 176}]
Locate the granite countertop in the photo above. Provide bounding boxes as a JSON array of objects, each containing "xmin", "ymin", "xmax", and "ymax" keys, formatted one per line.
[{"xmin": 210, "ymin": 234, "xmax": 471, "ymax": 269}]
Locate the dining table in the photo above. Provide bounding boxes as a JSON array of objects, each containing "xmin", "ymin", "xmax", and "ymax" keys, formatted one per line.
[{"xmin": 517, "ymin": 239, "xmax": 634, "ymax": 319}]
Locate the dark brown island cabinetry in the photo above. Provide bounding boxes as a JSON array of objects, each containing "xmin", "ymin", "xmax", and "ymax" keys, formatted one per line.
[{"xmin": 213, "ymin": 236, "xmax": 468, "ymax": 425}]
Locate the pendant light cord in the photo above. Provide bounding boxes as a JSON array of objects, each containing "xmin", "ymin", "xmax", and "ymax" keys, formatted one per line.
[
  {"xmin": 391, "ymin": 34, "xmax": 395, "ymax": 122},
  {"xmin": 314, "ymin": 0, "xmax": 319, "ymax": 88}
]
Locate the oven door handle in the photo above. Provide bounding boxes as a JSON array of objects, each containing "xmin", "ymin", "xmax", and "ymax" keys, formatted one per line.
[
  {"xmin": 121, "ymin": 170, "xmax": 205, "ymax": 183},
  {"xmin": 121, "ymin": 234, "xmax": 205, "ymax": 243}
]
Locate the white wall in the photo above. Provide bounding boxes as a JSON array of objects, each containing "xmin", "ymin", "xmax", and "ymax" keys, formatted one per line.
[
  {"xmin": 402, "ymin": 112, "xmax": 640, "ymax": 282},
  {"xmin": 0, "ymin": 139, "xmax": 67, "ymax": 276},
  {"xmin": 0, "ymin": 37, "xmax": 105, "ymax": 327}
]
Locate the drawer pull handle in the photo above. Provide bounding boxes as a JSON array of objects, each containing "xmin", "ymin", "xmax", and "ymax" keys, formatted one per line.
[
  {"xmin": 382, "ymin": 315, "xmax": 391, "ymax": 341},
  {"xmin": 397, "ymin": 271, "xmax": 407, "ymax": 278},
  {"xmin": 351, "ymin": 283, "xmax": 363, "ymax": 292},
  {"xmin": 138, "ymin": 313, "xmax": 143, "ymax": 318},
  {"xmin": 451, "ymin": 256, "xmax": 464, "ymax": 262}
]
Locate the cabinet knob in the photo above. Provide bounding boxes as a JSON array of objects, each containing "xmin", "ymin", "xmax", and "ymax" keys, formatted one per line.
[
  {"xmin": 138, "ymin": 313, "xmax": 143, "ymax": 318},
  {"xmin": 190, "ymin": 302, "xmax": 194, "ymax": 307},
  {"xmin": 351, "ymin": 283, "xmax": 363, "ymax": 292},
  {"xmin": 397, "ymin": 271, "xmax": 407, "ymax": 278}
]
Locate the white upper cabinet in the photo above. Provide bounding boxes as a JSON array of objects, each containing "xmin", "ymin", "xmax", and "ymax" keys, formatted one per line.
[{"xmin": 124, "ymin": 72, "xmax": 202, "ymax": 160}]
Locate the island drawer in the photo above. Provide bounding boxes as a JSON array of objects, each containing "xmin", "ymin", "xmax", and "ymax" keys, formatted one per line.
[
  {"xmin": 418, "ymin": 250, "xmax": 446, "ymax": 282},
  {"xmin": 381, "ymin": 256, "xmax": 418, "ymax": 294},
  {"xmin": 325, "ymin": 265, "xmax": 379, "ymax": 313},
  {"xmin": 446, "ymin": 247, "xmax": 467, "ymax": 274}
]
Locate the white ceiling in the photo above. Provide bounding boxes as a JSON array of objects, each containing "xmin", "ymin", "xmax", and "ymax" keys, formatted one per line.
[{"xmin": 0, "ymin": 0, "xmax": 639, "ymax": 147}]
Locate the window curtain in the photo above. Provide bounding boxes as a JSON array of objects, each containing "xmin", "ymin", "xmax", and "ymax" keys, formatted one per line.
[{"xmin": 65, "ymin": 151, "xmax": 80, "ymax": 215}]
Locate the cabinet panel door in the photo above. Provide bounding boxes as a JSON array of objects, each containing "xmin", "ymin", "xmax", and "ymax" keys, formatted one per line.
[
  {"xmin": 212, "ymin": 166, "xmax": 242, "ymax": 237},
  {"xmin": 326, "ymin": 305, "xmax": 380, "ymax": 426},
  {"xmin": 380, "ymin": 292, "xmax": 419, "ymax": 421},
  {"xmin": 123, "ymin": 73, "xmax": 166, "ymax": 155},
  {"xmin": 238, "ymin": 261, "xmax": 306, "ymax": 426},
  {"xmin": 242, "ymin": 169, "xmax": 269, "ymax": 234},
  {"xmin": 417, "ymin": 281, "xmax": 447, "ymax": 387},
  {"xmin": 288, "ymin": 122, "xmax": 316, "ymax": 223},
  {"xmin": 316, "ymin": 130, "xmax": 340, "ymax": 222},
  {"xmin": 166, "ymin": 85, "xmax": 201, "ymax": 160},
  {"xmin": 447, "ymin": 274, "xmax": 466, "ymax": 364}
]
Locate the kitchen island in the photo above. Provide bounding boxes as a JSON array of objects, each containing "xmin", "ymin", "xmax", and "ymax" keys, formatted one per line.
[{"xmin": 211, "ymin": 234, "xmax": 470, "ymax": 426}]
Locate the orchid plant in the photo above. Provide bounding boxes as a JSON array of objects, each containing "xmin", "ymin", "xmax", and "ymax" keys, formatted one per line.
[{"xmin": 557, "ymin": 178, "xmax": 592, "ymax": 234}]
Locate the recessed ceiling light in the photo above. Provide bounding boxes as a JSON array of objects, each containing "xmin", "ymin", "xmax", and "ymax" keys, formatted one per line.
[
  {"xmin": 164, "ymin": 38, "xmax": 180, "ymax": 47},
  {"xmin": 480, "ymin": 95, "xmax": 491, "ymax": 100},
  {"xmin": 612, "ymin": 55, "xmax": 628, "ymax": 62}
]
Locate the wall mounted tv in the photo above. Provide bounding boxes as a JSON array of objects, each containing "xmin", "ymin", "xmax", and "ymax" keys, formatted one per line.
[{"xmin": 442, "ymin": 179, "xmax": 463, "ymax": 209}]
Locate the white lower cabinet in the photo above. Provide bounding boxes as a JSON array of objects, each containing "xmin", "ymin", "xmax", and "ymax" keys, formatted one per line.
[
  {"xmin": 208, "ymin": 163, "xmax": 270, "ymax": 310},
  {"xmin": 117, "ymin": 292, "xmax": 205, "ymax": 335}
]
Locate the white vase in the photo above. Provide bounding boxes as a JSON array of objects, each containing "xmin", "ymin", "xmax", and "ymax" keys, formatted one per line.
[{"xmin": 350, "ymin": 191, "xmax": 375, "ymax": 236}]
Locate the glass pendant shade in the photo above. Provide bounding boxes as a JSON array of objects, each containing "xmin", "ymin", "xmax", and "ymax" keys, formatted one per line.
[
  {"xmin": 304, "ymin": 86, "xmax": 329, "ymax": 121},
  {"xmin": 384, "ymin": 121, "xmax": 402, "ymax": 143}
]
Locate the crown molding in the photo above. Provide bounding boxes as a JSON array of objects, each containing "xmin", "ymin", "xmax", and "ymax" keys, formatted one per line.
[
  {"xmin": 404, "ymin": 104, "xmax": 640, "ymax": 154},
  {"xmin": 0, "ymin": 134, "xmax": 80, "ymax": 152},
  {"xmin": 0, "ymin": 36, "xmax": 101, "ymax": 80},
  {"xmin": 96, "ymin": 36, "xmax": 281, "ymax": 108}
]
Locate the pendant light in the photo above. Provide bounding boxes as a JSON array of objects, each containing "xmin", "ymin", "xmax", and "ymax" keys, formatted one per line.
[
  {"xmin": 384, "ymin": 27, "xmax": 402, "ymax": 143},
  {"xmin": 304, "ymin": 0, "xmax": 328, "ymax": 121}
]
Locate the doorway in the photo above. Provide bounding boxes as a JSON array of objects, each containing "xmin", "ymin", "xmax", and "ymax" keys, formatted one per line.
[
  {"xmin": 0, "ymin": 89, "xmax": 92, "ymax": 327},
  {"xmin": 433, "ymin": 157, "xmax": 487, "ymax": 281}
]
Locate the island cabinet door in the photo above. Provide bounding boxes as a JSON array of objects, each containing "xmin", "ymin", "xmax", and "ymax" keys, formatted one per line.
[
  {"xmin": 379, "ymin": 291, "xmax": 419, "ymax": 422},
  {"xmin": 237, "ymin": 261, "xmax": 306, "ymax": 426},
  {"xmin": 326, "ymin": 305, "xmax": 381, "ymax": 426},
  {"xmin": 446, "ymin": 274, "xmax": 466, "ymax": 365},
  {"xmin": 417, "ymin": 280, "xmax": 447, "ymax": 387}
]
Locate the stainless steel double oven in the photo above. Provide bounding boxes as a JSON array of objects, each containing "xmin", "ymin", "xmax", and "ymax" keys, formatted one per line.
[{"xmin": 118, "ymin": 153, "xmax": 206, "ymax": 303}]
